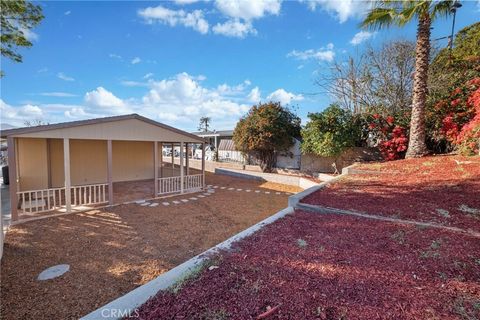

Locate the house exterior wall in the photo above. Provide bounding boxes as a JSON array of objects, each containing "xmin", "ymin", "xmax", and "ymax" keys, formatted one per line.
[
  {"xmin": 276, "ymin": 139, "xmax": 301, "ymax": 169},
  {"xmin": 112, "ymin": 141, "xmax": 154, "ymax": 182},
  {"xmin": 17, "ymin": 138, "xmax": 48, "ymax": 190}
]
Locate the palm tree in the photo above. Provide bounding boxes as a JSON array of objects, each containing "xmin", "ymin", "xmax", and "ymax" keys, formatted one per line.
[{"xmin": 361, "ymin": 0, "xmax": 456, "ymax": 158}]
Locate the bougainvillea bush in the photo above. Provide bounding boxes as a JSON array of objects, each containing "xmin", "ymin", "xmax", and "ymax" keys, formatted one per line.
[
  {"xmin": 363, "ymin": 112, "xmax": 409, "ymax": 161},
  {"xmin": 434, "ymin": 78, "xmax": 480, "ymax": 155}
]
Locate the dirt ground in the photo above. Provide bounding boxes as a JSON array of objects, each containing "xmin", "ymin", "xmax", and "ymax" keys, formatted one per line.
[{"xmin": 0, "ymin": 173, "xmax": 301, "ymax": 320}]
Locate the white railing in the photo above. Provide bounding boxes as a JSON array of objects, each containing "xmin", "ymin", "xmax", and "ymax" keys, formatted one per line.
[
  {"xmin": 157, "ymin": 174, "xmax": 203, "ymax": 195},
  {"xmin": 17, "ymin": 187, "xmax": 65, "ymax": 214},
  {"xmin": 184, "ymin": 174, "xmax": 203, "ymax": 191},
  {"xmin": 158, "ymin": 176, "xmax": 182, "ymax": 195},
  {"xmin": 71, "ymin": 183, "xmax": 108, "ymax": 206},
  {"xmin": 17, "ymin": 183, "xmax": 108, "ymax": 215}
]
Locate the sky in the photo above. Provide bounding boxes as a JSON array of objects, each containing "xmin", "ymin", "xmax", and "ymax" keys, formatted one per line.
[{"xmin": 1, "ymin": 0, "xmax": 479, "ymax": 131}]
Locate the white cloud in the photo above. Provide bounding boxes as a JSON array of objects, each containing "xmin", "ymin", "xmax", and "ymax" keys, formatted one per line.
[
  {"xmin": 64, "ymin": 10, "xmax": 71, "ymax": 15},
  {"xmin": 267, "ymin": 89, "xmax": 303, "ymax": 105},
  {"xmin": 247, "ymin": 87, "xmax": 261, "ymax": 102},
  {"xmin": 143, "ymin": 73, "xmax": 154, "ymax": 79},
  {"xmin": 131, "ymin": 57, "xmax": 141, "ymax": 64},
  {"xmin": 302, "ymin": 0, "xmax": 370, "ymax": 23},
  {"xmin": 20, "ymin": 27, "xmax": 39, "ymax": 42},
  {"xmin": 121, "ymin": 80, "xmax": 149, "ymax": 87},
  {"xmin": 174, "ymin": 0, "xmax": 200, "ymax": 4},
  {"xmin": 0, "ymin": 99, "xmax": 44, "ymax": 126},
  {"xmin": 214, "ymin": 0, "xmax": 281, "ymax": 20},
  {"xmin": 350, "ymin": 30, "xmax": 376, "ymax": 45},
  {"xmin": 138, "ymin": 6, "xmax": 209, "ymax": 34},
  {"xmin": 84, "ymin": 87, "xmax": 129, "ymax": 114},
  {"xmin": 287, "ymin": 43, "xmax": 335, "ymax": 62},
  {"xmin": 64, "ymin": 107, "xmax": 88, "ymax": 119},
  {"xmin": 57, "ymin": 72, "xmax": 75, "ymax": 81},
  {"xmin": 212, "ymin": 19, "xmax": 257, "ymax": 38},
  {"xmin": 40, "ymin": 92, "xmax": 78, "ymax": 97},
  {"xmin": 109, "ymin": 53, "xmax": 122, "ymax": 59}
]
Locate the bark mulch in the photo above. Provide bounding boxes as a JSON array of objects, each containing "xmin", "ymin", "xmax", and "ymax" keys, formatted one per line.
[
  {"xmin": 302, "ymin": 155, "xmax": 480, "ymax": 233},
  {"xmin": 1, "ymin": 174, "xmax": 299, "ymax": 320},
  {"xmin": 133, "ymin": 210, "xmax": 480, "ymax": 320}
]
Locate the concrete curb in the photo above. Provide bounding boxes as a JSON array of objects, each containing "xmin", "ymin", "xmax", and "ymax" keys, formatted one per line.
[
  {"xmin": 295, "ymin": 202, "xmax": 480, "ymax": 238},
  {"xmin": 81, "ymin": 206, "xmax": 294, "ymax": 320},
  {"xmin": 215, "ymin": 168, "xmax": 336, "ymax": 189},
  {"xmin": 287, "ymin": 163, "xmax": 357, "ymax": 207}
]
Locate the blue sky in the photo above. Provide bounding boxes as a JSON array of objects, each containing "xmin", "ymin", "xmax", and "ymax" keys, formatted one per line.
[{"xmin": 1, "ymin": 0, "xmax": 479, "ymax": 131}]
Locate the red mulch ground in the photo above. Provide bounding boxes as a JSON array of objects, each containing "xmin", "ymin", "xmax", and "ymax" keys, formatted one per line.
[
  {"xmin": 302, "ymin": 155, "xmax": 480, "ymax": 233},
  {"xmin": 132, "ymin": 211, "xmax": 480, "ymax": 320}
]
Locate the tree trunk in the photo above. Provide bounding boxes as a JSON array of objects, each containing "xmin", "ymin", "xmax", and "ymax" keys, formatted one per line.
[
  {"xmin": 259, "ymin": 150, "xmax": 276, "ymax": 173},
  {"xmin": 405, "ymin": 15, "xmax": 431, "ymax": 158}
]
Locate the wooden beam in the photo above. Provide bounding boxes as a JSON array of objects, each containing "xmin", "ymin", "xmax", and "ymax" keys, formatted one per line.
[
  {"xmin": 180, "ymin": 142, "xmax": 184, "ymax": 194},
  {"xmin": 46, "ymin": 138, "xmax": 52, "ymax": 188},
  {"xmin": 159, "ymin": 142, "xmax": 163, "ymax": 178},
  {"xmin": 185, "ymin": 143, "xmax": 190, "ymax": 175},
  {"xmin": 7, "ymin": 137, "xmax": 18, "ymax": 221},
  {"xmin": 154, "ymin": 141, "xmax": 158, "ymax": 196},
  {"xmin": 107, "ymin": 140, "xmax": 113, "ymax": 205},
  {"xmin": 202, "ymin": 142, "xmax": 206, "ymax": 188},
  {"xmin": 171, "ymin": 143, "xmax": 174, "ymax": 177},
  {"xmin": 63, "ymin": 138, "xmax": 72, "ymax": 213}
]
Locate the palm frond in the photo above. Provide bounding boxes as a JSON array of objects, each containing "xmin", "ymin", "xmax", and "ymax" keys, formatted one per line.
[
  {"xmin": 431, "ymin": 0, "xmax": 455, "ymax": 22},
  {"xmin": 360, "ymin": 7, "xmax": 399, "ymax": 30}
]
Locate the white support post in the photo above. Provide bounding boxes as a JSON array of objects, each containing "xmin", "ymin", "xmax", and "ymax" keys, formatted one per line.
[
  {"xmin": 159, "ymin": 142, "xmax": 163, "ymax": 178},
  {"xmin": 185, "ymin": 143, "xmax": 190, "ymax": 175},
  {"xmin": 180, "ymin": 142, "xmax": 184, "ymax": 194},
  {"xmin": 214, "ymin": 135, "xmax": 218, "ymax": 162},
  {"xmin": 63, "ymin": 138, "xmax": 72, "ymax": 213},
  {"xmin": 171, "ymin": 143, "xmax": 175, "ymax": 176},
  {"xmin": 107, "ymin": 140, "xmax": 113, "ymax": 205},
  {"xmin": 154, "ymin": 141, "xmax": 158, "ymax": 196},
  {"xmin": 202, "ymin": 142, "xmax": 206, "ymax": 188},
  {"xmin": 7, "ymin": 137, "xmax": 18, "ymax": 221}
]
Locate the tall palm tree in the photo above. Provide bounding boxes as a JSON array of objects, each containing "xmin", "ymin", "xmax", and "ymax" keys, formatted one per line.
[{"xmin": 361, "ymin": 0, "xmax": 456, "ymax": 158}]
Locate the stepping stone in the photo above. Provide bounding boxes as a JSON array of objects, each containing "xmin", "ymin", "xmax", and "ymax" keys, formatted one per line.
[
  {"xmin": 228, "ymin": 187, "xmax": 235, "ymax": 190},
  {"xmin": 265, "ymin": 191, "xmax": 270, "ymax": 194},
  {"xmin": 189, "ymin": 197, "xmax": 198, "ymax": 200},
  {"xmin": 172, "ymin": 201, "xmax": 181, "ymax": 204},
  {"xmin": 276, "ymin": 192, "xmax": 281, "ymax": 195},
  {"xmin": 140, "ymin": 202, "xmax": 151, "ymax": 206},
  {"xmin": 162, "ymin": 202, "xmax": 170, "ymax": 206},
  {"xmin": 150, "ymin": 203, "xmax": 159, "ymax": 207},
  {"xmin": 255, "ymin": 190, "xmax": 260, "ymax": 193},
  {"xmin": 197, "ymin": 195, "xmax": 205, "ymax": 198},
  {"xmin": 220, "ymin": 187, "xmax": 226, "ymax": 189},
  {"xmin": 213, "ymin": 186, "xmax": 219, "ymax": 189},
  {"xmin": 236, "ymin": 189, "xmax": 243, "ymax": 191},
  {"xmin": 135, "ymin": 200, "xmax": 146, "ymax": 204},
  {"xmin": 246, "ymin": 189, "xmax": 251, "ymax": 192},
  {"xmin": 203, "ymin": 193, "xmax": 212, "ymax": 196},
  {"xmin": 181, "ymin": 199, "xmax": 189, "ymax": 203},
  {"xmin": 38, "ymin": 264, "xmax": 70, "ymax": 281}
]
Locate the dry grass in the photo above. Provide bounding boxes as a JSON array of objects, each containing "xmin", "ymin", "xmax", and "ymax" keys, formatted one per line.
[{"xmin": 1, "ymin": 173, "xmax": 300, "ymax": 320}]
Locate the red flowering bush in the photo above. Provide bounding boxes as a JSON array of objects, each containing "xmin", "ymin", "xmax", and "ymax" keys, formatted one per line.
[
  {"xmin": 435, "ymin": 78, "xmax": 480, "ymax": 155},
  {"xmin": 365, "ymin": 113, "xmax": 409, "ymax": 161},
  {"xmin": 456, "ymin": 85, "xmax": 480, "ymax": 155}
]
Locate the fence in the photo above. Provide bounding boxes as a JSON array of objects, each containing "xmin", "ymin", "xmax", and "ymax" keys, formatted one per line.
[
  {"xmin": 157, "ymin": 174, "xmax": 203, "ymax": 195},
  {"xmin": 17, "ymin": 183, "xmax": 108, "ymax": 215}
]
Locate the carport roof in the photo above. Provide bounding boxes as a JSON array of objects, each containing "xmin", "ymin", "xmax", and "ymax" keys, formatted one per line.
[{"xmin": 0, "ymin": 114, "xmax": 205, "ymax": 143}]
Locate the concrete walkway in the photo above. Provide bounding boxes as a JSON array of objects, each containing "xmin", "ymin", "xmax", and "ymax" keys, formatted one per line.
[{"xmin": 215, "ymin": 168, "xmax": 331, "ymax": 189}]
